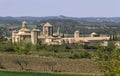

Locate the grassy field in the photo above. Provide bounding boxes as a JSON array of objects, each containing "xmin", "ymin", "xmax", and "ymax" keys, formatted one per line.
[{"xmin": 0, "ymin": 70, "xmax": 93, "ymax": 76}]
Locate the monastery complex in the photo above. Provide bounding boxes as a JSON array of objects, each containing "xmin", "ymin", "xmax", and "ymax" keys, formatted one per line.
[{"xmin": 12, "ymin": 21, "xmax": 110, "ymax": 45}]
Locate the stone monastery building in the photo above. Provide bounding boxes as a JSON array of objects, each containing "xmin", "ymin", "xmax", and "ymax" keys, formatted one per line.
[{"xmin": 12, "ymin": 21, "xmax": 110, "ymax": 45}]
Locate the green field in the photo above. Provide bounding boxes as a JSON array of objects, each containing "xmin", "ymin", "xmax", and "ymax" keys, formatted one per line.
[{"xmin": 0, "ymin": 70, "xmax": 93, "ymax": 76}]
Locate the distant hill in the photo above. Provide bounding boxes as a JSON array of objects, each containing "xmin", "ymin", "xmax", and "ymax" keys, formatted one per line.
[
  {"xmin": 0, "ymin": 16, "xmax": 120, "ymax": 36},
  {"xmin": 0, "ymin": 16, "xmax": 120, "ymax": 25}
]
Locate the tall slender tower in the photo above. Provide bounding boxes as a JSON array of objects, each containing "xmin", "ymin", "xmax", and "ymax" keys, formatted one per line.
[
  {"xmin": 57, "ymin": 27, "xmax": 60, "ymax": 36},
  {"xmin": 74, "ymin": 30, "xmax": 80, "ymax": 38}
]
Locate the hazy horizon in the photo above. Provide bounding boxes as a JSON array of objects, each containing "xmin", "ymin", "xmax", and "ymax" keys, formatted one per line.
[
  {"xmin": 1, "ymin": 15, "xmax": 120, "ymax": 18},
  {"xmin": 0, "ymin": 0, "xmax": 119, "ymax": 17}
]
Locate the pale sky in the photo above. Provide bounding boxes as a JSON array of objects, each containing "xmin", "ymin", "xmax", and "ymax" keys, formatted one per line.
[{"xmin": 0, "ymin": 0, "xmax": 119, "ymax": 17}]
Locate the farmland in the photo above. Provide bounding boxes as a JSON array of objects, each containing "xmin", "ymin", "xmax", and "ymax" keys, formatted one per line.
[{"xmin": 0, "ymin": 54, "xmax": 100, "ymax": 74}]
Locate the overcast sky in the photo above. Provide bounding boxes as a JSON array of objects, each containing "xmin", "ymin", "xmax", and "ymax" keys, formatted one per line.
[{"xmin": 0, "ymin": 0, "xmax": 119, "ymax": 17}]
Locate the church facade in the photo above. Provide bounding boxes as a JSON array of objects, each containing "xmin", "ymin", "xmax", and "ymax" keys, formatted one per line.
[{"xmin": 12, "ymin": 21, "xmax": 39, "ymax": 44}]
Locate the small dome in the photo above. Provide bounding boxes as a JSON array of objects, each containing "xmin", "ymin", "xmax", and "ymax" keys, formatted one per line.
[
  {"xmin": 75, "ymin": 30, "xmax": 79, "ymax": 33},
  {"xmin": 91, "ymin": 32, "xmax": 97, "ymax": 35},
  {"xmin": 91, "ymin": 32, "xmax": 99, "ymax": 37},
  {"xmin": 32, "ymin": 29, "xmax": 39, "ymax": 31}
]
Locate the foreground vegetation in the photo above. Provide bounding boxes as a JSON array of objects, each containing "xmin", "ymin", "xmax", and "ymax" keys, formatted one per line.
[
  {"xmin": 0, "ymin": 54, "xmax": 100, "ymax": 74},
  {"xmin": 0, "ymin": 70, "xmax": 92, "ymax": 76},
  {"xmin": 0, "ymin": 37, "xmax": 120, "ymax": 76}
]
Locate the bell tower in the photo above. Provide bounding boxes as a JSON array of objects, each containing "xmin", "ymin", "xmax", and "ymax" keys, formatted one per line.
[{"xmin": 43, "ymin": 22, "xmax": 53, "ymax": 37}]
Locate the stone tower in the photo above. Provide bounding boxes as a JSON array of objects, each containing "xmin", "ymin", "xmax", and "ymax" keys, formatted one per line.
[
  {"xmin": 31, "ymin": 29, "xmax": 39, "ymax": 44},
  {"xmin": 43, "ymin": 22, "xmax": 53, "ymax": 37},
  {"xmin": 74, "ymin": 30, "xmax": 80, "ymax": 38},
  {"xmin": 12, "ymin": 30, "xmax": 18, "ymax": 43},
  {"xmin": 57, "ymin": 27, "xmax": 60, "ymax": 36}
]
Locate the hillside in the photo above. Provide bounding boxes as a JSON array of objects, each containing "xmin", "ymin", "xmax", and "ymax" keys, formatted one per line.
[
  {"xmin": 0, "ymin": 16, "xmax": 120, "ymax": 36},
  {"xmin": 0, "ymin": 16, "xmax": 120, "ymax": 24}
]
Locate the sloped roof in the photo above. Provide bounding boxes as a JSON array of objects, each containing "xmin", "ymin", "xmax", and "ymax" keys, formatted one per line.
[
  {"xmin": 44, "ymin": 22, "xmax": 53, "ymax": 27},
  {"xmin": 19, "ymin": 28, "xmax": 31, "ymax": 32}
]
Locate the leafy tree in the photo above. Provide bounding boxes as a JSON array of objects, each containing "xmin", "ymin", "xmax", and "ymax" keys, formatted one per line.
[{"xmin": 0, "ymin": 36, "xmax": 7, "ymax": 42}]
